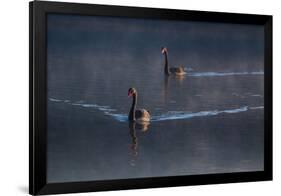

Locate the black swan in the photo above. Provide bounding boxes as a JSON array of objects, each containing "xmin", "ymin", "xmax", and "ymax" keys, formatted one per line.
[
  {"xmin": 128, "ymin": 88, "xmax": 150, "ymax": 122},
  {"xmin": 161, "ymin": 47, "xmax": 186, "ymax": 76}
]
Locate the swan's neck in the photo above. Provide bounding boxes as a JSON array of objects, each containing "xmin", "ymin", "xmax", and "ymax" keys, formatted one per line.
[
  {"xmin": 129, "ymin": 93, "xmax": 137, "ymax": 121},
  {"xmin": 164, "ymin": 52, "xmax": 170, "ymax": 75}
]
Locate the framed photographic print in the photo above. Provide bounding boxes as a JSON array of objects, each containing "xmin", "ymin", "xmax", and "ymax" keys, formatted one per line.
[{"xmin": 29, "ymin": 1, "xmax": 272, "ymax": 195}]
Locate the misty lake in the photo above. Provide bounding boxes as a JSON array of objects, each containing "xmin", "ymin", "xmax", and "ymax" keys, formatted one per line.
[{"xmin": 46, "ymin": 14, "xmax": 264, "ymax": 183}]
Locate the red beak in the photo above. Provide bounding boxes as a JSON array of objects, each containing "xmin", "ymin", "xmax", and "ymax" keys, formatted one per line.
[{"xmin": 128, "ymin": 92, "xmax": 132, "ymax": 97}]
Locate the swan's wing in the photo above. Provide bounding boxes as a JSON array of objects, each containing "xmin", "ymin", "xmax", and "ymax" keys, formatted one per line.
[
  {"xmin": 135, "ymin": 109, "xmax": 150, "ymax": 121},
  {"xmin": 170, "ymin": 67, "xmax": 185, "ymax": 73}
]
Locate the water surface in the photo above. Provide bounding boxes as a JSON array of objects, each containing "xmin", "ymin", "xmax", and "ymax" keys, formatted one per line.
[{"xmin": 47, "ymin": 14, "xmax": 264, "ymax": 183}]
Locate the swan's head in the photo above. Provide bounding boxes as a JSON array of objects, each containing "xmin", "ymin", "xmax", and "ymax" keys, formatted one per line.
[
  {"xmin": 161, "ymin": 47, "xmax": 168, "ymax": 54},
  {"xmin": 128, "ymin": 87, "xmax": 137, "ymax": 97}
]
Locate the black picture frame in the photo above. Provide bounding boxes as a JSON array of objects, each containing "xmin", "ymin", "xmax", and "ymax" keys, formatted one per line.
[{"xmin": 29, "ymin": 1, "xmax": 272, "ymax": 195}]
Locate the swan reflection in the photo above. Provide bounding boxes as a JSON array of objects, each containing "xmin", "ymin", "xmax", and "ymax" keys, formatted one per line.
[
  {"xmin": 163, "ymin": 75, "xmax": 186, "ymax": 103},
  {"xmin": 128, "ymin": 122, "xmax": 150, "ymax": 166}
]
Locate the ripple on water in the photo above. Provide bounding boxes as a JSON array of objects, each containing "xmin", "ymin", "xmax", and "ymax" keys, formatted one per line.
[{"xmin": 49, "ymin": 98, "xmax": 264, "ymax": 123}]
